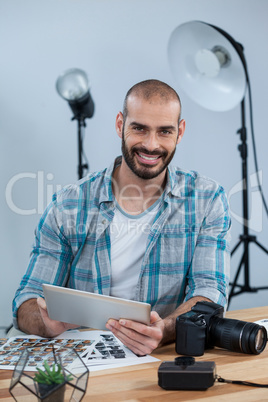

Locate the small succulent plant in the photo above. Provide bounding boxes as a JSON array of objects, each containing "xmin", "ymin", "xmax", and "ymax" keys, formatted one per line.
[{"xmin": 34, "ymin": 361, "xmax": 73, "ymax": 385}]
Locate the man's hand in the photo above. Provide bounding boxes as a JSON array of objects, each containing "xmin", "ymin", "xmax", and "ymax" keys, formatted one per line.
[
  {"xmin": 36, "ymin": 298, "xmax": 78, "ymax": 337},
  {"xmin": 105, "ymin": 311, "xmax": 164, "ymax": 355},
  {"xmin": 105, "ymin": 296, "xmax": 213, "ymax": 355},
  {"xmin": 17, "ymin": 298, "xmax": 78, "ymax": 338}
]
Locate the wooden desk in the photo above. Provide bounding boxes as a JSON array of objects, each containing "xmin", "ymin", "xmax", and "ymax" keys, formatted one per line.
[{"xmin": 1, "ymin": 307, "xmax": 268, "ymax": 401}]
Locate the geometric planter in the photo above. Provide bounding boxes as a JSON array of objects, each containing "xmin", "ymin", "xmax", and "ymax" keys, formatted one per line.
[{"xmin": 9, "ymin": 346, "xmax": 89, "ymax": 401}]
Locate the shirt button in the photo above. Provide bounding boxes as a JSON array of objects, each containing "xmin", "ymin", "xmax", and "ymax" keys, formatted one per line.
[{"xmin": 102, "ymin": 219, "xmax": 106, "ymax": 225}]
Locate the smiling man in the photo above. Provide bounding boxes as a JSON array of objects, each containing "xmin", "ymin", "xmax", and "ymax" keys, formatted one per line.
[
  {"xmin": 12, "ymin": 79, "xmax": 231, "ymax": 356},
  {"xmin": 119, "ymin": 85, "xmax": 183, "ymax": 181}
]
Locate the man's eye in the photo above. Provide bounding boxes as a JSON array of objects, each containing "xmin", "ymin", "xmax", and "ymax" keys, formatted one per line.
[
  {"xmin": 134, "ymin": 126, "xmax": 144, "ymax": 131},
  {"xmin": 161, "ymin": 130, "xmax": 171, "ymax": 135}
]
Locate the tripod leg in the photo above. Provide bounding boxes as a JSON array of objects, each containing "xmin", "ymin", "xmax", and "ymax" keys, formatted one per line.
[
  {"xmin": 253, "ymin": 239, "xmax": 268, "ymax": 254},
  {"xmin": 231, "ymin": 239, "xmax": 242, "ymax": 256},
  {"xmin": 228, "ymin": 250, "xmax": 246, "ymax": 305}
]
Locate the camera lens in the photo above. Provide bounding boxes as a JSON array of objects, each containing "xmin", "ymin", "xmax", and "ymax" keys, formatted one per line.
[
  {"xmin": 208, "ymin": 317, "xmax": 267, "ymax": 354},
  {"xmin": 255, "ymin": 328, "xmax": 266, "ymax": 352}
]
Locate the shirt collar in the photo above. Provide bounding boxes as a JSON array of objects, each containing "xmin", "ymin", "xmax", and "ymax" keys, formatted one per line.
[
  {"xmin": 99, "ymin": 156, "xmax": 122, "ymax": 204},
  {"xmin": 166, "ymin": 164, "xmax": 183, "ymax": 198}
]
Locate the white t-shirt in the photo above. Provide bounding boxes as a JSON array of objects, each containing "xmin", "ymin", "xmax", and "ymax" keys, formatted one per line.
[{"xmin": 110, "ymin": 199, "xmax": 162, "ymax": 300}]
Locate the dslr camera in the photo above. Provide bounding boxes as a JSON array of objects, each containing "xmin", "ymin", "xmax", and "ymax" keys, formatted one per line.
[{"xmin": 176, "ymin": 301, "xmax": 267, "ymax": 356}]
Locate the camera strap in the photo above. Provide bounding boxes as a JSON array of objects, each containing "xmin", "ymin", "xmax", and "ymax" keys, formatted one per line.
[{"xmin": 216, "ymin": 375, "xmax": 268, "ymax": 388}]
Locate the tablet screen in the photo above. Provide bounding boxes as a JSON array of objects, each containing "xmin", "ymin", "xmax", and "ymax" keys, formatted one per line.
[{"xmin": 43, "ymin": 284, "xmax": 151, "ymax": 330}]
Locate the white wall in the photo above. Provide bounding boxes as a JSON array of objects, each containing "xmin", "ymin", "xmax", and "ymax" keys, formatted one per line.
[{"xmin": 1, "ymin": 0, "xmax": 268, "ymax": 328}]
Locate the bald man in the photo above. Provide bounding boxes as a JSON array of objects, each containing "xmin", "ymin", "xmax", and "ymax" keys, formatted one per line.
[{"xmin": 13, "ymin": 79, "xmax": 231, "ymax": 355}]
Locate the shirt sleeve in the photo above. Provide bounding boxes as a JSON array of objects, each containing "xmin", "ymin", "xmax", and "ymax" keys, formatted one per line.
[
  {"xmin": 12, "ymin": 190, "xmax": 74, "ymax": 328},
  {"xmin": 184, "ymin": 185, "xmax": 231, "ymax": 308}
]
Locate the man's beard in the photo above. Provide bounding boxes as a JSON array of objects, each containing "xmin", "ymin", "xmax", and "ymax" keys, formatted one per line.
[{"xmin": 121, "ymin": 131, "xmax": 176, "ymax": 180}]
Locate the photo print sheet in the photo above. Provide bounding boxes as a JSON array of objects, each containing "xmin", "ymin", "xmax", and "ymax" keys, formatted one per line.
[
  {"xmin": 0, "ymin": 336, "xmax": 93, "ymax": 371},
  {"xmin": 0, "ymin": 331, "xmax": 159, "ymax": 373}
]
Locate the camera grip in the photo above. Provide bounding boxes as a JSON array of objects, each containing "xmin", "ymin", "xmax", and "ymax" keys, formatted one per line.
[{"xmin": 176, "ymin": 313, "xmax": 206, "ymax": 356}]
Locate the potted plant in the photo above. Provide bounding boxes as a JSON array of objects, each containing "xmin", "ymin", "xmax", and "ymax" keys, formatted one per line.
[
  {"xmin": 10, "ymin": 347, "xmax": 89, "ymax": 402},
  {"xmin": 34, "ymin": 360, "xmax": 73, "ymax": 402}
]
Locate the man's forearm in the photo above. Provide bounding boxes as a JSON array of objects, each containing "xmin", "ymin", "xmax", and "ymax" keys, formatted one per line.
[
  {"xmin": 17, "ymin": 298, "xmax": 51, "ymax": 337},
  {"xmin": 161, "ymin": 296, "xmax": 212, "ymax": 345}
]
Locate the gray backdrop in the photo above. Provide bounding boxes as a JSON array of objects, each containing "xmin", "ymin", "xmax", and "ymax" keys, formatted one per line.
[{"xmin": 1, "ymin": 0, "xmax": 267, "ymax": 329}]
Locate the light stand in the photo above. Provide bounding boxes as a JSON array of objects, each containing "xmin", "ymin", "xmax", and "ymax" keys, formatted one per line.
[
  {"xmin": 75, "ymin": 116, "xmax": 88, "ymax": 180},
  {"xmin": 168, "ymin": 21, "xmax": 268, "ymax": 306},
  {"xmin": 56, "ymin": 68, "xmax": 95, "ymax": 179},
  {"xmin": 229, "ymin": 99, "xmax": 268, "ymax": 302}
]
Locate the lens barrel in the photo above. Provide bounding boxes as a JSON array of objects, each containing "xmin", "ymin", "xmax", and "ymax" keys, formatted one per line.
[{"xmin": 208, "ymin": 317, "xmax": 267, "ymax": 354}]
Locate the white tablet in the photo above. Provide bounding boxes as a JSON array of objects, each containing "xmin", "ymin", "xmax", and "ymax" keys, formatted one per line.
[{"xmin": 42, "ymin": 284, "xmax": 151, "ymax": 330}]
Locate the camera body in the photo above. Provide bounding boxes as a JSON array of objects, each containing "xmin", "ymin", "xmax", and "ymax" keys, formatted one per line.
[
  {"xmin": 158, "ymin": 356, "xmax": 216, "ymax": 390},
  {"xmin": 176, "ymin": 301, "xmax": 224, "ymax": 356},
  {"xmin": 176, "ymin": 301, "xmax": 267, "ymax": 356}
]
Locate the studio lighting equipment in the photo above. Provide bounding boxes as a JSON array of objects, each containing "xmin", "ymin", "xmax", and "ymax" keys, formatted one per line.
[
  {"xmin": 56, "ymin": 68, "xmax": 95, "ymax": 179},
  {"xmin": 168, "ymin": 21, "xmax": 268, "ymax": 304}
]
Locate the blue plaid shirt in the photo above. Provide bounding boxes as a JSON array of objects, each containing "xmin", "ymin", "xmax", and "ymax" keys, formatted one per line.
[{"xmin": 13, "ymin": 157, "xmax": 231, "ymax": 328}]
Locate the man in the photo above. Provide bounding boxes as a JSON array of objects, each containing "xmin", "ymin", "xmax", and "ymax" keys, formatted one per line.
[{"xmin": 12, "ymin": 79, "xmax": 231, "ymax": 356}]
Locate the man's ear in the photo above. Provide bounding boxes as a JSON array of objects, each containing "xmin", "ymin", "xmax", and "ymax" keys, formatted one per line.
[
  {"xmin": 115, "ymin": 112, "xmax": 124, "ymax": 139},
  {"xmin": 177, "ymin": 119, "xmax": 186, "ymax": 144}
]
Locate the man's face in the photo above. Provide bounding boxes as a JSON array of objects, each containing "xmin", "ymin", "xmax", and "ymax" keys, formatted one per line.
[{"xmin": 117, "ymin": 95, "xmax": 185, "ymax": 180}]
